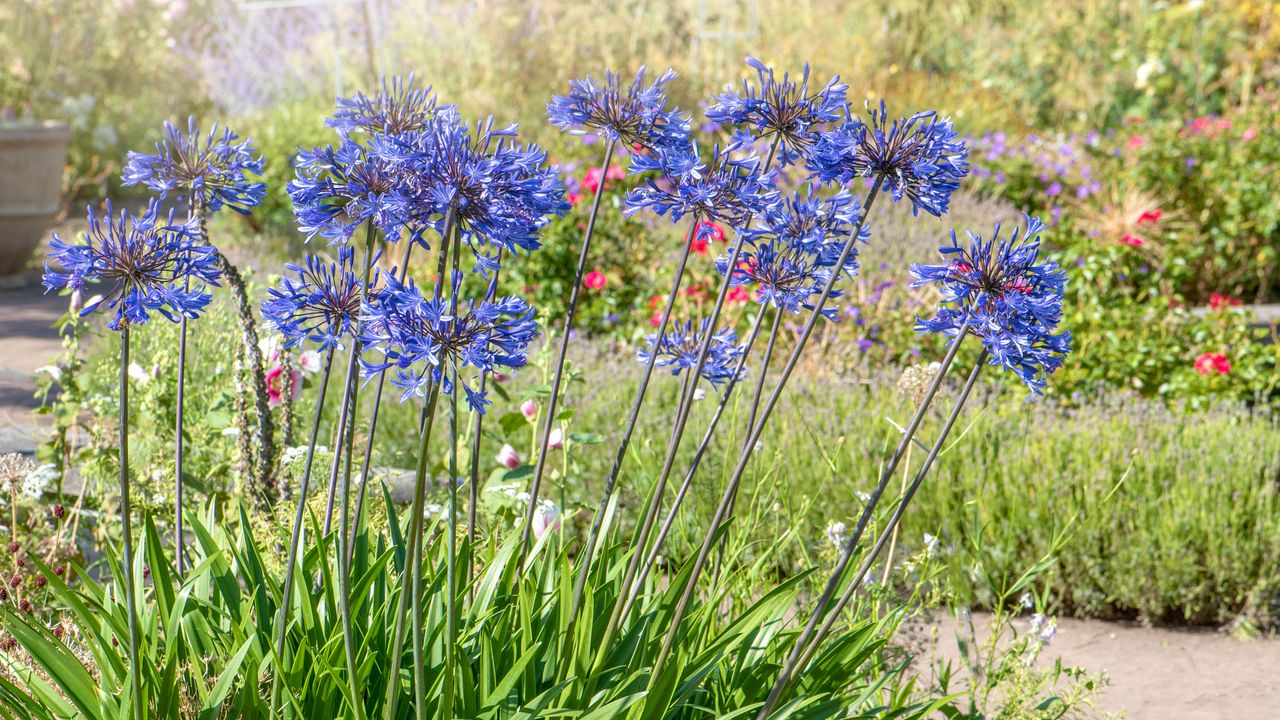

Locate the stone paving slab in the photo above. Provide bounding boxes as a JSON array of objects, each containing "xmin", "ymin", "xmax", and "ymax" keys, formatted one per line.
[{"xmin": 0, "ymin": 272, "xmax": 67, "ymax": 456}]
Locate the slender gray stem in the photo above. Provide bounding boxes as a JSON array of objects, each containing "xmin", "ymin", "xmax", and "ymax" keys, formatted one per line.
[
  {"xmin": 648, "ymin": 180, "xmax": 883, "ymax": 681},
  {"xmin": 118, "ymin": 326, "xmax": 144, "ymax": 720},
  {"xmin": 442, "ymin": 225, "xmax": 463, "ymax": 720},
  {"xmin": 269, "ymin": 348, "xmax": 335, "ymax": 716},
  {"xmin": 173, "ymin": 196, "xmax": 205, "ymax": 577},
  {"xmin": 764, "ymin": 350, "xmax": 988, "ymax": 715},
  {"xmin": 744, "ymin": 307, "xmax": 782, "ymax": 446},
  {"xmin": 519, "ymin": 140, "xmax": 616, "ymax": 562},
  {"xmin": 620, "ymin": 306, "xmax": 768, "ymax": 618},
  {"xmin": 754, "ymin": 318, "xmax": 972, "ymax": 716},
  {"xmin": 467, "ymin": 255, "xmax": 503, "ymax": 584}
]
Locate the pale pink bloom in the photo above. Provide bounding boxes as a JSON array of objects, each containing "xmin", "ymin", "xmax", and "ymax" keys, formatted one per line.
[
  {"xmin": 532, "ymin": 501, "xmax": 561, "ymax": 540},
  {"xmin": 297, "ymin": 350, "xmax": 322, "ymax": 375},
  {"xmin": 520, "ymin": 398, "xmax": 538, "ymax": 421},
  {"xmin": 548, "ymin": 427, "xmax": 564, "ymax": 450},
  {"xmin": 496, "ymin": 444, "xmax": 521, "ymax": 469}
]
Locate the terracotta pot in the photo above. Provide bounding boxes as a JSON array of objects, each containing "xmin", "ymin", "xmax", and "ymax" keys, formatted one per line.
[{"xmin": 0, "ymin": 121, "xmax": 70, "ymax": 276}]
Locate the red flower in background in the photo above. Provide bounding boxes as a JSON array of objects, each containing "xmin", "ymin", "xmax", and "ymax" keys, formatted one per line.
[
  {"xmin": 698, "ymin": 221, "xmax": 727, "ymax": 243},
  {"xmin": 584, "ymin": 271, "xmax": 607, "ymax": 290},
  {"xmin": 583, "ymin": 164, "xmax": 626, "ymax": 194},
  {"xmin": 1208, "ymin": 292, "xmax": 1240, "ymax": 310},
  {"xmin": 1119, "ymin": 234, "xmax": 1144, "ymax": 247},
  {"xmin": 690, "ymin": 236, "xmax": 709, "ymax": 254},
  {"xmin": 1136, "ymin": 209, "xmax": 1162, "ymax": 225},
  {"xmin": 727, "ymin": 286, "xmax": 750, "ymax": 303},
  {"xmin": 1126, "ymin": 134, "xmax": 1146, "ymax": 149},
  {"xmin": 568, "ymin": 192, "xmax": 584, "ymax": 206},
  {"xmin": 1194, "ymin": 352, "xmax": 1231, "ymax": 376}
]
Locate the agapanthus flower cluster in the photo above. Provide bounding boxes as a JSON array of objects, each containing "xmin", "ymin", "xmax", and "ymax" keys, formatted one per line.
[
  {"xmin": 911, "ymin": 216, "xmax": 1072, "ymax": 392},
  {"xmin": 43, "ymin": 200, "xmax": 219, "ymax": 330},
  {"xmin": 289, "ymin": 139, "xmax": 420, "ymax": 245},
  {"xmin": 369, "ymin": 113, "xmax": 568, "ymax": 272},
  {"xmin": 810, "ymin": 101, "xmax": 969, "ymax": 217},
  {"xmin": 122, "ymin": 118, "xmax": 265, "ymax": 215},
  {"xmin": 361, "ymin": 272, "xmax": 539, "ymax": 412},
  {"xmin": 626, "ymin": 143, "xmax": 779, "ymax": 235},
  {"xmin": 547, "ymin": 66, "xmax": 690, "ymax": 151},
  {"xmin": 707, "ymin": 57, "xmax": 847, "ymax": 166},
  {"xmin": 328, "ymin": 74, "xmax": 446, "ymax": 137},
  {"xmin": 261, "ymin": 246, "xmax": 364, "ymax": 352},
  {"xmin": 720, "ymin": 189, "xmax": 867, "ymax": 314},
  {"xmin": 638, "ymin": 318, "xmax": 746, "ymax": 389}
]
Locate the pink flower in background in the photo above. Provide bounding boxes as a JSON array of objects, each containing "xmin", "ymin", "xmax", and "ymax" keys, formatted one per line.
[
  {"xmin": 1209, "ymin": 293, "xmax": 1241, "ymax": 310},
  {"xmin": 582, "ymin": 164, "xmax": 625, "ymax": 193},
  {"xmin": 1119, "ymin": 234, "xmax": 1144, "ymax": 247},
  {"xmin": 568, "ymin": 192, "xmax": 584, "ymax": 206},
  {"xmin": 265, "ymin": 362, "xmax": 302, "ymax": 408},
  {"xmin": 1242, "ymin": 127, "xmax": 1258, "ymax": 141},
  {"xmin": 1126, "ymin": 134, "xmax": 1146, "ymax": 149},
  {"xmin": 547, "ymin": 427, "xmax": 564, "ymax": 450},
  {"xmin": 496, "ymin": 444, "xmax": 521, "ymax": 469},
  {"xmin": 492, "ymin": 371, "xmax": 512, "ymax": 383},
  {"xmin": 297, "ymin": 350, "xmax": 322, "ymax": 374},
  {"xmin": 1136, "ymin": 209, "xmax": 1162, "ymax": 225},
  {"xmin": 727, "ymin": 286, "xmax": 751, "ymax": 303},
  {"xmin": 532, "ymin": 501, "xmax": 561, "ymax": 540},
  {"xmin": 1194, "ymin": 352, "xmax": 1231, "ymax": 376},
  {"xmin": 520, "ymin": 399, "xmax": 538, "ymax": 420},
  {"xmin": 584, "ymin": 270, "xmax": 607, "ymax": 290}
]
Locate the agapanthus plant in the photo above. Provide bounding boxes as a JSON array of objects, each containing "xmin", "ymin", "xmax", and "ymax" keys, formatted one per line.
[
  {"xmin": 911, "ymin": 216, "xmax": 1072, "ymax": 392},
  {"xmin": 547, "ymin": 66, "xmax": 690, "ymax": 151},
  {"xmin": 809, "ymin": 101, "xmax": 969, "ymax": 217},
  {"xmin": 328, "ymin": 73, "xmax": 445, "ymax": 137},
  {"xmin": 289, "ymin": 139, "xmax": 420, "ymax": 245},
  {"xmin": 261, "ymin": 246, "xmax": 364, "ymax": 352},
  {"xmin": 122, "ymin": 117, "xmax": 266, "ymax": 215},
  {"xmin": 638, "ymin": 318, "xmax": 746, "ymax": 389},
  {"xmin": 707, "ymin": 57, "xmax": 847, "ymax": 165},
  {"xmin": 43, "ymin": 200, "xmax": 218, "ymax": 329},
  {"xmin": 360, "ymin": 271, "xmax": 539, "ymax": 413},
  {"xmin": 626, "ymin": 142, "xmax": 779, "ymax": 233}
]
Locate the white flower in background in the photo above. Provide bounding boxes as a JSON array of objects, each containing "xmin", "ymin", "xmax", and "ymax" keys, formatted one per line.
[
  {"xmin": 1019, "ymin": 592, "xmax": 1034, "ymax": 610},
  {"xmin": 520, "ymin": 399, "xmax": 538, "ymax": 421},
  {"xmin": 496, "ymin": 444, "xmax": 521, "ymax": 469},
  {"xmin": 923, "ymin": 533, "xmax": 939, "ymax": 556},
  {"xmin": 128, "ymin": 363, "xmax": 151, "ymax": 385},
  {"xmin": 1029, "ymin": 613, "xmax": 1057, "ymax": 645},
  {"xmin": 548, "ymin": 427, "xmax": 564, "ymax": 450},
  {"xmin": 532, "ymin": 499, "xmax": 561, "ymax": 540},
  {"xmin": 1135, "ymin": 56, "xmax": 1164, "ymax": 89},
  {"xmin": 21, "ymin": 464, "xmax": 58, "ymax": 499},
  {"xmin": 34, "ymin": 365, "xmax": 62, "ymax": 382},
  {"xmin": 854, "ymin": 490, "xmax": 871, "ymax": 503},
  {"xmin": 692, "ymin": 388, "xmax": 706, "ymax": 402},
  {"xmin": 259, "ymin": 334, "xmax": 283, "ymax": 363},
  {"xmin": 282, "ymin": 445, "xmax": 327, "ymax": 466},
  {"xmin": 221, "ymin": 427, "xmax": 241, "ymax": 437},
  {"xmin": 824, "ymin": 521, "xmax": 847, "ymax": 549},
  {"xmin": 297, "ymin": 350, "xmax": 322, "ymax": 375}
]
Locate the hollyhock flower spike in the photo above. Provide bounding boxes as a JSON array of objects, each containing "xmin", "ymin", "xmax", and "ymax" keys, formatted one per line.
[
  {"xmin": 626, "ymin": 141, "xmax": 780, "ymax": 234},
  {"xmin": 122, "ymin": 117, "xmax": 265, "ymax": 215},
  {"xmin": 328, "ymin": 74, "xmax": 446, "ymax": 137},
  {"xmin": 261, "ymin": 245, "xmax": 364, "ymax": 353},
  {"xmin": 809, "ymin": 101, "xmax": 969, "ymax": 217},
  {"xmin": 707, "ymin": 57, "xmax": 848, "ymax": 165},
  {"xmin": 289, "ymin": 139, "xmax": 418, "ymax": 245},
  {"xmin": 360, "ymin": 270, "xmax": 539, "ymax": 413},
  {"xmin": 638, "ymin": 318, "xmax": 747, "ymax": 389},
  {"xmin": 547, "ymin": 66, "xmax": 690, "ymax": 151},
  {"xmin": 911, "ymin": 216, "xmax": 1072, "ymax": 392},
  {"xmin": 43, "ymin": 200, "xmax": 219, "ymax": 330}
]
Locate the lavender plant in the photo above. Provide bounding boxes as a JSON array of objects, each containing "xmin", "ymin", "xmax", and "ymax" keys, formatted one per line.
[
  {"xmin": 42, "ymin": 200, "xmax": 220, "ymax": 720},
  {"xmin": 121, "ymin": 118, "xmax": 266, "ymax": 570}
]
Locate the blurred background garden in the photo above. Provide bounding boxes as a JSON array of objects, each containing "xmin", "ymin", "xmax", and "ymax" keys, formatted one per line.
[{"xmin": 2, "ymin": 0, "xmax": 1280, "ymax": 718}]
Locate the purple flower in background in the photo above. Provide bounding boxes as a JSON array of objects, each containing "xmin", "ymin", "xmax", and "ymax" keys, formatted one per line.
[
  {"xmin": 547, "ymin": 66, "xmax": 690, "ymax": 151},
  {"xmin": 707, "ymin": 56, "xmax": 847, "ymax": 166},
  {"xmin": 328, "ymin": 74, "xmax": 446, "ymax": 137},
  {"xmin": 261, "ymin": 246, "xmax": 363, "ymax": 352},
  {"xmin": 123, "ymin": 118, "xmax": 265, "ymax": 215},
  {"xmin": 638, "ymin": 318, "xmax": 746, "ymax": 389},
  {"xmin": 360, "ymin": 271, "xmax": 539, "ymax": 412},
  {"xmin": 44, "ymin": 200, "xmax": 219, "ymax": 330},
  {"xmin": 911, "ymin": 216, "xmax": 1071, "ymax": 392},
  {"xmin": 626, "ymin": 142, "xmax": 779, "ymax": 232},
  {"xmin": 809, "ymin": 101, "xmax": 969, "ymax": 217}
]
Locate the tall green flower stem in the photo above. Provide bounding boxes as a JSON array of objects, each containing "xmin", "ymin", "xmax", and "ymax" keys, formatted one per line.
[
  {"xmin": 518, "ymin": 140, "xmax": 615, "ymax": 561},
  {"xmin": 322, "ymin": 223, "xmax": 378, "ymax": 537},
  {"xmin": 647, "ymin": 179, "xmax": 883, "ymax": 684},
  {"xmin": 619, "ymin": 305, "xmax": 769, "ymax": 618},
  {"xmin": 603, "ymin": 137, "xmax": 782, "ymax": 631},
  {"xmin": 566, "ymin": 212, "xmax": 701, "ymax": 660},
  {"xmin": 442, "ymin": 227, "xmax": 465, "ymax": 720},
  {"xmin": 384, "ymin": 215, "xmax": 456, "ymax": 720},
  {"xmin": 173, "ymin": 194, "xmax": 205, "ymax": 577},
  {"xmin": 759, "ymin": 349, "xmax": 988, "ymax": 717},
  {"xmin": 117, "ymin": 325, "xmax": 144, "ymax": 720},
  {"xmin": 268, "ymin": 348, "xmax": 336, "ymax": 716}
]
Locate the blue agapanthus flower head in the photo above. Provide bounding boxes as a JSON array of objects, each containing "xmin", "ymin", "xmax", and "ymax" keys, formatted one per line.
[
  {"xmin": 911, "ymin": 216, "xmax": 1072, "ymax": 392},
  {"xmin": 720, "ymin": 187, "xmax": 868, "ymax": 316},
  {"xmin": 328, "ymin": 74, "xmax": 446, "ymax": 137},
  {"xmin": 638, "ymin": 318, "xmax": 746, "ymax": 389},
  {"xmin": 360, "ymin": 271, "xmax": 539, "ymax": 413},
  {"xmin": 122, "ymin": 117, "xmax": 266, "ymax": 215},
  {"xmin": 547, "ymin": 66, "xmax": 690, "ymax": 151},
  {"xmin": 289, "ymin": 139, "xmax": 419, "ymax": 245},
  {"xmin": 261, "ymin": 246, "xmax": 365, "ymax": 353},
  {"xmin": 707, "ymin": 57, "xmax": 847, "ymax": 166},
  {"xmin": 43, "ymin": 200, "xmax": 219, "ymax": 330},
  {"xmin": 809, "ymin": 101, "xmax": 969, "ymax": 217},
  {"xmin": 371, "ymin": 112, "xmax": 568, "ymax": 272},
  {"xmin": 626, "ymin": 142, "xmax": 779, "ymax": 235}
]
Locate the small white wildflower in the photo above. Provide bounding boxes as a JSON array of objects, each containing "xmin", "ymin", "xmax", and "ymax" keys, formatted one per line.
[
  {"xmin": 854, "ymin": 490, "xmax": 871, "ymax": 504},
  {"xmin": 297, "ymin": 350, "xmax": 322, "ymax": 375},
  {"xmin": 692, "ymin": 388, "xmax": 706, "ymax": 402},
  {"xmin": 21, "ymin": 464, "xmax": 58, "ymax": 499},
  {"xmin": 35, "ymin": 365, "xmax": 63, "ymax": 382},
  {"xmin": 923, "ymin": 533, "xmax": 939, "ymax": 556},
  {"xmin": 128, "ymin": 363, "xmax": 151, "ymax": 385},
  {"xmin": 221, "ymin": 427, "xmax": 241, "ymax": 438},
  {"xmin": 824, "ymin": 521, "xmax": 847, "ymax": 549}
]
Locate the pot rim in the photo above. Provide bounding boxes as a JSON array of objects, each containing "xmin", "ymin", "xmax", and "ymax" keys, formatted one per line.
[{"xmin": 0, "ymin": 120, "xmax": 73, "ymax": 143}]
